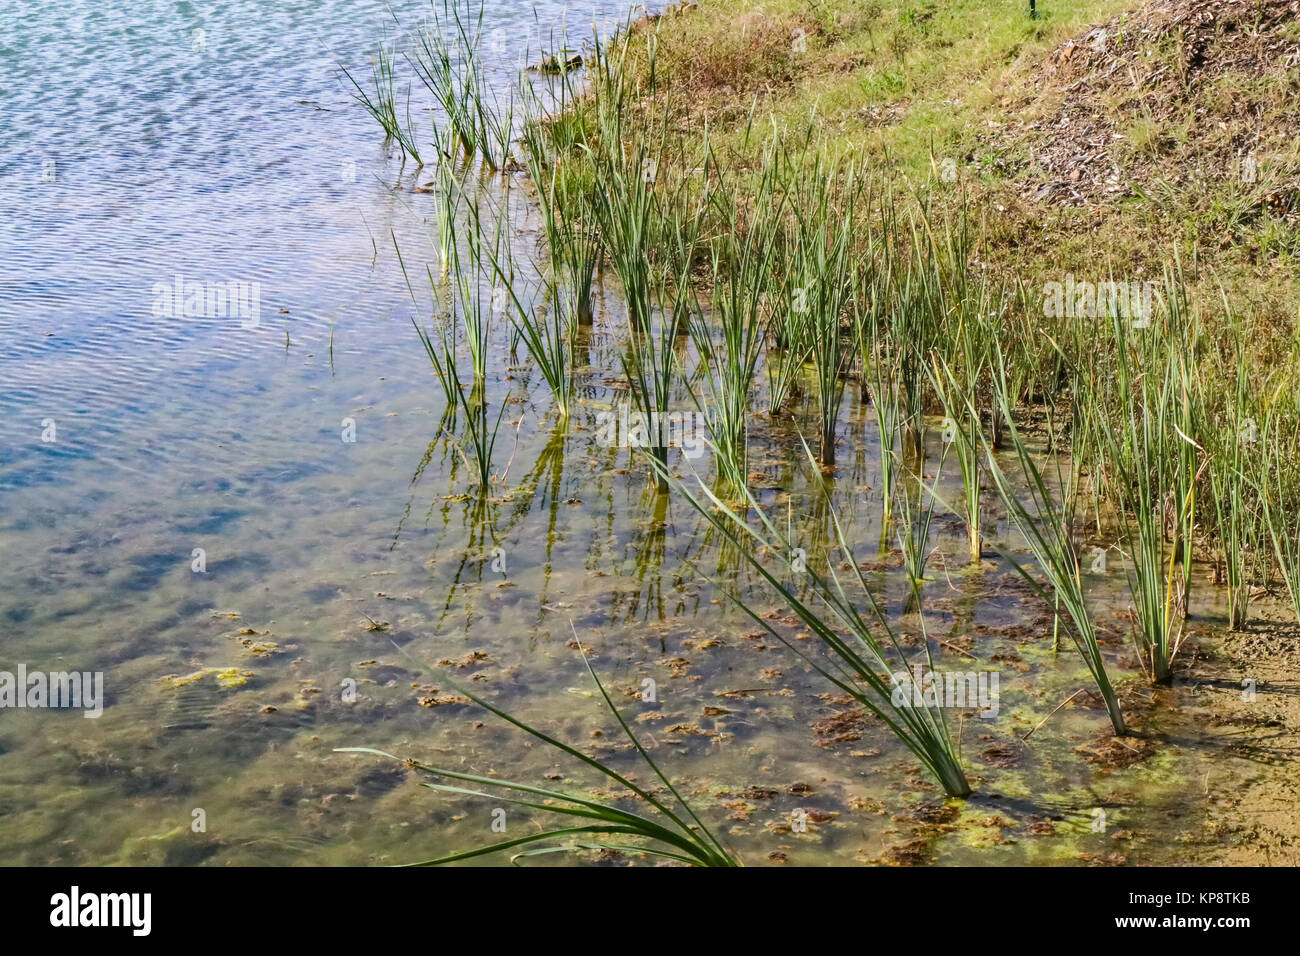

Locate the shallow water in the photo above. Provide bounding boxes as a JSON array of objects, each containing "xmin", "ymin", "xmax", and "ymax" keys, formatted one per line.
[{"xmin": 0, "ymin": 0, "xmax": 1237, "ymax": 865}]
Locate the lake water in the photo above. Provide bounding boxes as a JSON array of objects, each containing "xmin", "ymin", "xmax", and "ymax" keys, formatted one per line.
[{"xmin": 0, "ymin": 0, "xmax": 1233, "ymax": 865}]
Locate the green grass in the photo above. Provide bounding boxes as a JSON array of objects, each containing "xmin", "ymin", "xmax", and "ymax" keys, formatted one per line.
[{"xmin": 612, "ymin": 0, "xmax": 1300, "ymax": 356}]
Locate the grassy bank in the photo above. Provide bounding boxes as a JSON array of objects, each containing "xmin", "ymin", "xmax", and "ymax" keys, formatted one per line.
[{"xmin": 619, "ymin": 0, "xmax": 1300, "ymax": 349}]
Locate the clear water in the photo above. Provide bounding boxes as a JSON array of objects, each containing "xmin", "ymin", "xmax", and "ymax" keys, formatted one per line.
[{"xmin": 0, "ymin": 0, "xmax": 1229, "ymax": 865}]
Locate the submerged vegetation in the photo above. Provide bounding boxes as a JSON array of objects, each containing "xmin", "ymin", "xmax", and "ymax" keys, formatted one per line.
[
  {"xmin": 339, "ymin": 0, "xmax": 1300, "ymax": 864},
  {"xmin": 341, "ymin": 642, "xmax": 737, "ymax": 866}
]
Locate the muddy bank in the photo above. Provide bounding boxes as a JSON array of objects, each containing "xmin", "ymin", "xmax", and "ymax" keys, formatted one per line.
[{"xmin": 1186, "ymin": 611, "xmax": 1300, "ymax": 864}]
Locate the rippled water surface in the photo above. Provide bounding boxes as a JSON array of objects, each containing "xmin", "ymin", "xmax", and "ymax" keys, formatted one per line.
[{"xmin": 0, "ymin": 0, "xmax": 1233, "ymax": 865}]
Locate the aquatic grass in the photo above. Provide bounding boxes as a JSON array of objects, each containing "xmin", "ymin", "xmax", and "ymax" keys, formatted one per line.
[
  {"xmin": 517, "ymin": 84, "xmax": 602, "ymax": 326},
  {"xmin": 582, "ymin": 45, "xmax": 705, "ymax": 492},
  {"xmin": 653, "ymin": 443, "xmax": 972, "ymax": 798},
  {"xmin": 1259, "ymin": 405, "xmax": 1300, "ymax": 625},
  {"xmin": 395, "ymin": 226, "xmax": 507, "ymax": 498},
  {"xmin": 470, "ymin": 190, "xmax": 577, "ymax": 420},
  {"xmin": 895, "ymin": 439, "xmax": 948, "ymax": 614},
  {"xmin": 393, "ymin": 233, "xmax": 459, "ymax": 420},
  {"xmin": 887, "ymin": 206, "xmax": 952, "ymax": 459},
  {"xmin": 451, "ymin": 195, "xmax": 498, "ymax": 383},
  {"xmin": 340, "ymin": 41, "xmax": 424, "ymax": 165},
  {"xmin": 339, "ymin": 640, "xmax": 737, "ymax": 866},
  {"xmin": 621, "ymin": 252, "xmax": 696, "ymax": 494},
  {"xmin": 491, "ymin": 260, "xmax": 576, "ymax": 421},
  {"xmin": 587, "ymin": 126, "xmax": 657, "ymax": 336},
  {"xmin": 1086, "ymin": 272, "xmax": 1204, "ymax": 684},
  {"xmin": 1200, "ymin": 296, "xmax": 1266, "ymax": 630},
  {"xmin": 860, "ymin": 314, "xmax": 904, "ymax": 553},
  {"xmin": 961, "ymin": 339, "xmax": 1129, "ymax": 736},
  {"xmin": 765, "ymin": 275, "xmax": 811, "ymax": 417},
  {"xmin": 410, "ymin": 0, "xmax": 511, "ymax": 170},
  {"xmin": 928, "ymin": 285, "xmax": 999, "ymax": 562},
  {"xmin": 429, "ymin": 123, "xmax": 467, "ymax": 278},
  {"xmin": 689, "ymin": 150, "xmax": 784, "ymax": 488},
  {"xmin": 546, "ymin": 168, "xmax": 602, "ymax": 326},
  {"xmin": 410, "ymin": 4, "xmax": 470, "ymax": 154},
  {"xmin": 791, "ymin": 156, "xmax": 860, "ymax": 467}
]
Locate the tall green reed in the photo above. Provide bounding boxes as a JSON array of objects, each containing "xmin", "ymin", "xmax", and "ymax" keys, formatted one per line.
[
  {"xmin": 790, "ymin": 157, "xmax": 860, "ymax": 467},
  {"xmin": 584, "ymin": 39, "xmax": 705, "ymax": 492},
  {"xmin": 473, "ymin": 191, "xmax": 577, "ymax": 420},
  {"xmin": 1199, "ymin": 297, "xmax": 1265, "ymax": 630},
  {"xmin": 860, "ymin": 316, "xmax": 904, "ymax": 553},
  {"xmin": 1087, "ymin": 273, "xmax": 1203, "ymax": 684},
  {"xmin": 896, "ymin": 441, "xmax": 947, "ymax": 614},
  {"xmin": 1259, "ymin": 403, "xmax": 1300, "ymax": 625},
  {"xmin": 928, "ymin": 286, "xmax": 998, "ymax": 563},
  {"xmin": 689, "ymin": 154, "xmax": 783, "ymax": 488},
  {"xmin": 396, "ymin": 220, "xmax": 507, "ymax": 499},
  {"xmin": 411, "ymin": 0, "xmax": 514, "ymax": 170},
  {"xmin": 963, "ymin": 339, "xmax": 1129, "ymax": 735},
  {"xmin": 341, "ymin": 41, "xmax": 424, "ymax": 165},
  {"xmin": 654, "ymin": 444, "xmax": 973, "ymax": 798},
  {"xmin": 517, "ymin": 45, "xmax": 602, "ymax": 323}
]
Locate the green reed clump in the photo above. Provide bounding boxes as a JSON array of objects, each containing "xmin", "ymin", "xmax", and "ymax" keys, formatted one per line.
[
  {"xmin": 452, "ymin": 198, "xmax": 498, "ymax": 382},
  {"xmin": 430, "ymin": 126, "xmax": 464, "ymax": 277},
  {"xmin": 887, "ymin": 205, "xmax": 955, "ymax": 458},
  {"xmin": 521, "ymin": 139, "xmax": 602, "ymax": 325},
  {"xmin": 410, "ymin": 0, "xmax": 513, "ymax": 170},
  {"xmin": 584, "ymin": 34, "xmax": 658, "ymax": 331},
  {"xmin": 690, "ymin": 153, "xmax": 783, "ymax": 488},
  {"xmin": 1199, "ymin": 297, "xmax": 1266, "ymax": 630},
  {"xmin": 928, "ymin": 284, "xmax": 999, "ymax": 563},
  {"xmin": 789, "ymin": 156, "xmax": 860, "ymax": 467},
  {"xmin": 765, "ymin": 272, "xmax": 811, "ymax": 416},
  {"xmin": 1259, "ymin": 404, "xmax": 1300, "ymax": 625},
  {"xmin": 500, "ymin": 284, "xmax": 575, "ymax": 420},
  {"xmin": 470, "ymin": 189, "xmax": 577, "ymax": 420},
  {"xmin": 655, "ymin": 445, "xmax": 972, "ymax": 799},
  {"xmin": 1085, "ymin": 271, "xmax": 1203, "ymax": 684},
  {"xmin": 517, "ymin": 46, "xmax": 602, "ymax": 324},
  {"xmin": 340, "ymin": 644, "xmax": 737, "ymax": 866},
  {"xmin": 581, "ymin": 40, "xmax": 709, "ymax": 492},
  {"xmin": 396, "ymin": 224, "xmax": 506, "ymax": 498},
  {"xmin": 859, "ymin": 316, "xmax": 904, "ymax": 553},
  {"xmin": 895, "ymin": 441, "xmax": 947, "ymax": 614},
  {"xmin": 969, "ymin": 340, "xmax": 1129, "ymax": 736},
  {"xmin": 341, "ymin": 41, "xmax": 424, "ymax": 165}
]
